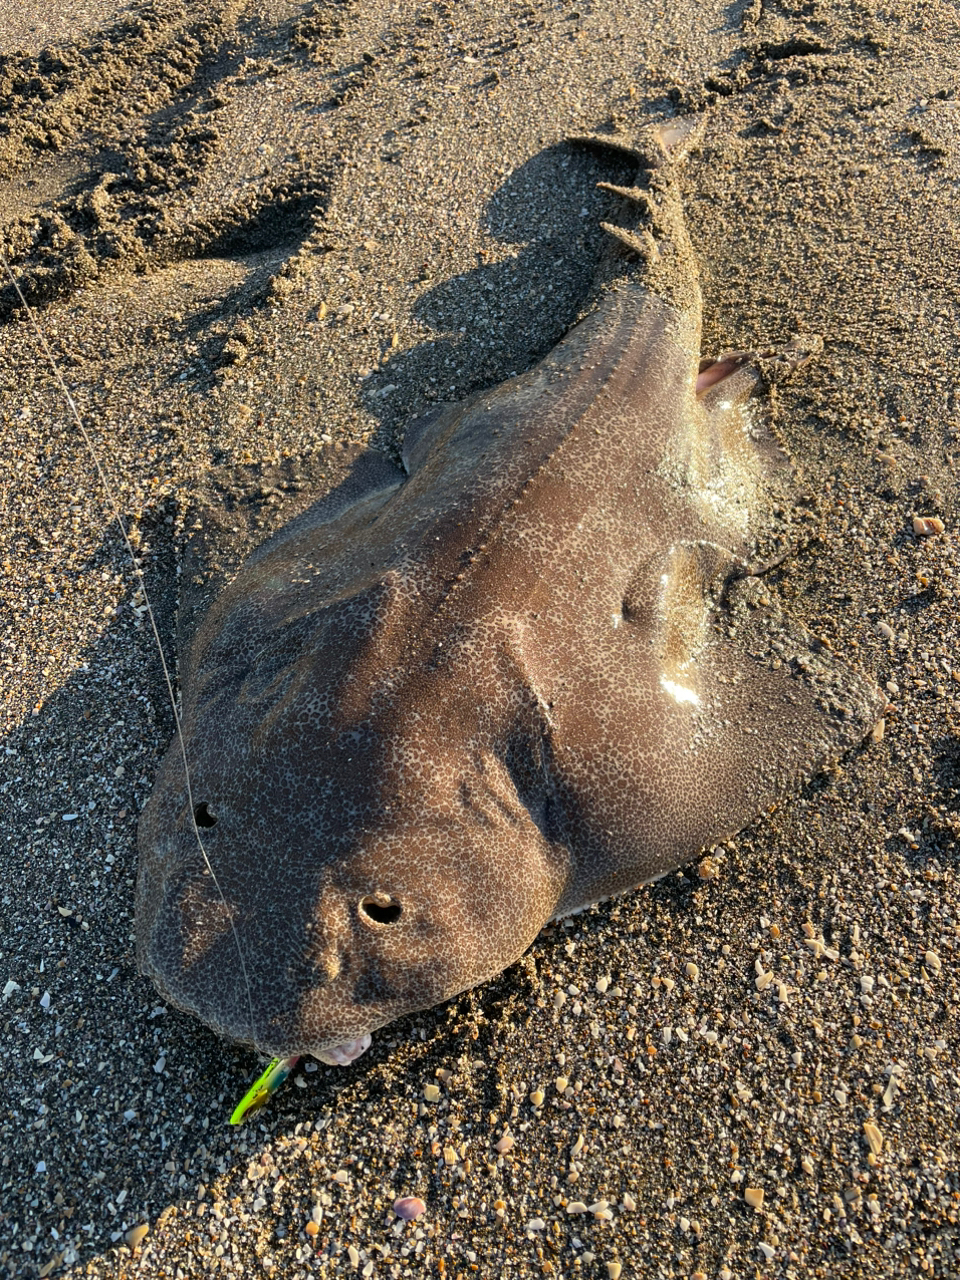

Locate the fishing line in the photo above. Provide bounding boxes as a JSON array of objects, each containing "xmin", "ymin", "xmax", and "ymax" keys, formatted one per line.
[{"xmin": 1, "ymin": 252, "xmax": 257, "ymax": 1048}]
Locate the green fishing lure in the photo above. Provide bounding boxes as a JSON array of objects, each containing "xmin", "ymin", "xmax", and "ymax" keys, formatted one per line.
[{"xmin": 229, "ymin": 1056, "xmax": 300, "ymax": 1125}]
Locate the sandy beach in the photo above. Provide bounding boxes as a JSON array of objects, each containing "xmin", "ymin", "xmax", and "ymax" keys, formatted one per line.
[{"xmin": 1, "ymin": 0, "xmax": 959, "ymax": 1276}]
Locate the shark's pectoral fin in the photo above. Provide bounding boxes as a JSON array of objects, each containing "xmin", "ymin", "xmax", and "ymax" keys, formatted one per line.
[
  {"xmin": 643, "ymin": 575, "xmax": 885, "ymax": 872},
  {"xmin": 178, "ymin": 446, "xmax": 404, "ymax": 687},
  {"xmin": 700, "ymin": 573, "xmax": 883, "ymax": 787},
  {"xmin": 548, "ymin": 569, "xmax": 884, "ymax": 910}
]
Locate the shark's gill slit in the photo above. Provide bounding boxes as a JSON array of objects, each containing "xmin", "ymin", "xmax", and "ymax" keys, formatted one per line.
[
  {"xmin": 193, "ymin": 803, "xmax": 218, "ymax": 828},
  {"xmin": 359, "ymin": 895, "xmax": 403, "ymax": 925}
]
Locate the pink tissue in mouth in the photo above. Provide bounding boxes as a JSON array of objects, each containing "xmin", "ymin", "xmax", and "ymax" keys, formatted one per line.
[{"xmin": 314, "ymin": 1034, "xmax": 372, "ymax": 1066}]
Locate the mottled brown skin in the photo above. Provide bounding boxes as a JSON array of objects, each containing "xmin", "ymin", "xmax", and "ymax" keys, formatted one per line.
[{"xmin": 137, "ymin": 125, "xmax": 884, "ymax": 1063}]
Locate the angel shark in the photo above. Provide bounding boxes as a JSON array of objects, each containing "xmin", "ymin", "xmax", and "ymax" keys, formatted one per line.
[{"xmin": 136, "ymin": 119, "xmax": 883, "ymax": 1073}]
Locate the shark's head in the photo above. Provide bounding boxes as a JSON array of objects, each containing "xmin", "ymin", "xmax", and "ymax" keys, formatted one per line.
[{"xmin": 136, "ymin": 666, "xmax": 567, "ymax": 1065}]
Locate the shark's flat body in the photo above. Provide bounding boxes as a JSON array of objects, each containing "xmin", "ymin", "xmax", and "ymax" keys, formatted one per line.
[{"xmin": 137, "ymin": 124, "xmax": 883, "ymax": 1065}]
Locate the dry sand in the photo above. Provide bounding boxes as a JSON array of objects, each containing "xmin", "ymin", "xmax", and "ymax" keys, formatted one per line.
[{"xmin": 1, "ymin": 0, "xmax": 959, "ymax": 1276}]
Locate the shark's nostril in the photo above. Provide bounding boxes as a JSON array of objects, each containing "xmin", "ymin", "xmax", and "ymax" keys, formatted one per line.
[
  {"xmin": 359, "ymin": 896, "xmax": 402, "ymax": 926},
  {"xmin": 193, "ymin": 803, "xmax": 217, "ymax": 829}
]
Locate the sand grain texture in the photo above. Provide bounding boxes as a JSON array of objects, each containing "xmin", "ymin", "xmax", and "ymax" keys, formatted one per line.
[{"xmin": 1, "ymin": 1, "xmax": 959, "ymax": 1277}]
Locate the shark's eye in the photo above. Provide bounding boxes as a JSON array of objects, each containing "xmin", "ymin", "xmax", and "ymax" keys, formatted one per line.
[
  {"xmin": 193, "ymin": 803, "xmax": 218, "ymax": 829},
  {"xmin": 359, "ymin": 895, "xmax": 402, "ymax": 926}
]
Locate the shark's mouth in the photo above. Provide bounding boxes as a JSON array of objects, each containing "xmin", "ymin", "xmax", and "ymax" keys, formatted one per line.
[{"xmin": 313, "ymin": 1034, "xmax": 372, "ymax": 1066}]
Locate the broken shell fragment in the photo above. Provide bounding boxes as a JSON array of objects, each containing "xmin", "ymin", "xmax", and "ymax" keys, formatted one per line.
[
  {"xmin": 912, "ymin": 515, "xmax": 944, "ymax": 536},
  {"xmin": 124, "ymin": 1224, "xmax": 149, "ymax": 1249},
  {"xmin": 393, "ymin": 1196, "xmax": 426, "ymax": 1221},
  {"xmin": 863, "ymin": 1120, "xmax": 883, "ymax": 1156}
]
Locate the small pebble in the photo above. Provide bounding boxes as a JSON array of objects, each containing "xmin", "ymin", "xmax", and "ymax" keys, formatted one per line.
[
  {"xmin": 924, "ymin": 950, "xmax": 941, "ymax": 974},
  {"xmin": 494, "ymin": 1133, "xmax": 515, "ymax": 1154},
  {"xmin": 606, "ymin": 1263, "xmax": 622, "ymax": 1280},
  {"xmin": 423, "ymin": 1084, "xmax": 441, "ymax": 1102}
]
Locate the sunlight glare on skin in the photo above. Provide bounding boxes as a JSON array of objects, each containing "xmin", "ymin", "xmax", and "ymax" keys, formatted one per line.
[{"xmin": 659, "ymin": 676, "xmax": 700, "ymax": 707}]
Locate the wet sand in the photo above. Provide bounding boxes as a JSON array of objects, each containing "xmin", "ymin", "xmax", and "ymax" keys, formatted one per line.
[{"xmin": 1, "ymin": 1, "xmax": 959, "ymax": 1276}]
